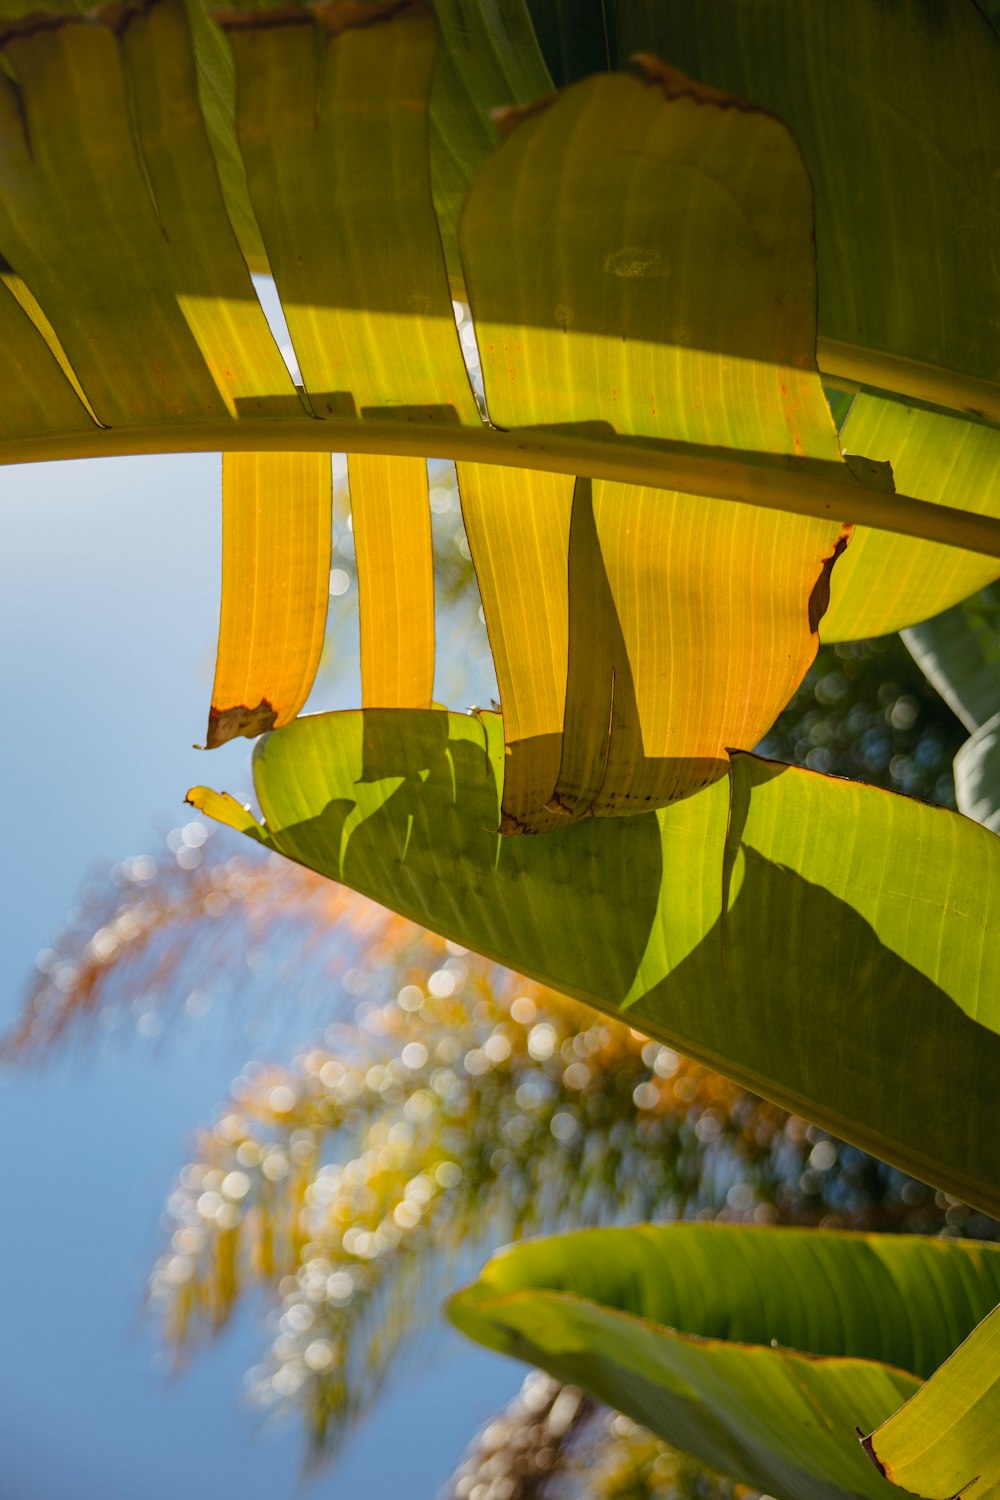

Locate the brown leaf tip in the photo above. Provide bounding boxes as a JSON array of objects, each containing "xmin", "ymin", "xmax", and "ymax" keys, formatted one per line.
[
  {"xmin": 491, "ymin": 95, "xmax": 556, "ymax": 142},
  {"xmin": 631, "ymin": 54, "xmax": 758, "ymax": 113},
  {"xmin": 215, "ymin": 0, "xmax": 418, "ymax": 34},
  {"xmin": 205, "ymin": 700, "xmax": 277, "ymax": 749},
  {"xmin": 857, "ymin": 1428, "xmax": 889, "ymax": 1480},
  {"xmin": 212, "ymin": 3, "xmax": 314, "ymax": 30},
  {"xmin": 313, "ymin": 0, "xmax": 419, "ymax": 36}
]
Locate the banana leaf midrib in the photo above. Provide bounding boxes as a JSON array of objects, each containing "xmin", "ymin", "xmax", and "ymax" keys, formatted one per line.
[
  {"xmin": 5, "ymin": 415, "xmax": 1000, "ymax": 559},
  {"xmin": 816, "ymin": 339, "xmax": 1000, "ymax": 428}
]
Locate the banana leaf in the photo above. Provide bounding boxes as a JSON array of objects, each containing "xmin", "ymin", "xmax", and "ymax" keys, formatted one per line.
[
  {"xmin": 448, "ymin": 1223, "xmax": 1000, "ymax": 1500},
  {"xmin": 190, "ymin": 707, "xmax": 1000, "ymax": 1216},
  {"xmin": 207, "ymin": 452, "xmax": 331, "ymax": 747},
  {"xmin": 864, "ymin": 1300, "xmax": 1000, "ymax": 1498},
  {"xmin": 612, "ymin": 0, "xmax": 1000, "ymax": 423},
  {"xmin": 823, "ymin": 399, "xmax": 1000, "ymax": 642}
]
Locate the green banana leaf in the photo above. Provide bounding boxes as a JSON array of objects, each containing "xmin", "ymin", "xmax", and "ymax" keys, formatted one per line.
[
  {"xmin": 904, "ymin": 588, "xmax": 1000, "ymax": 831},
  {"xmin": 904, "ymin": 589, "xmax": 1000, "ymax": 736},
  {"xmin": 865, "ymin": 1300, "xmax": 1000, "ymax": 1498},
  {"xmin": 448, "ymin": 1223, "xmax": 1000, "ymax": 1500},
  {"xmin": 612, "ymin": 0, "xmax": 1000, "ymax": 423},
  {"xmin": 190, "ymin": 707, "xmax": 1000, "ymax": 1216},
  {"xmin": 953, "ymin": 716, "xmax": 1000, "ymax": 836}
]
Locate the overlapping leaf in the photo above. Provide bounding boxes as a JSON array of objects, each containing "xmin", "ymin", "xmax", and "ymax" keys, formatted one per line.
[
  {"xmin": 462, "ymin": 465, "xmax": 848, "ymax": 829},
  {"xmin": 190, "ymin": 708, "xmax": 1000, "ymax": 1215},
  {"xmin": 865, "ymin": 1301, "xmax": 1000, "ymax": 1499},
  {"xmin": 448, "ymin": 1223, "xmax": 1000, "ymax": 1500},
  {"xmin": 824, "ymin": 399, "xmax": 1000, "ymax": 641},
  {"xmin": 428, "ymin": 0, "xmax": 552, "ymax": 287},
  {"xmin": 459, "ymin": 65, "xmax": 855, "ymax": 825},
  {"xmin": 223, "ymin": 0, "xmax": 478, "ymax": 429}
]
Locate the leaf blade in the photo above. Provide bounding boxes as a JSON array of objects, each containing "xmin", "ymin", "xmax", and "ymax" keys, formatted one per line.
[
  {"xmin": 618, "ymin": 0, "xmax": 1000, "ymax": 421},
  {"xmin": 0, "ymin": 0, "xmax": 297, "ymax": 426},
  {"xmin": 225, "ymin": 0, "xmax": 478, "ymax": 426},
  {"xmin": 865, "ymin": 1303, "xmax": 1000, "ymax": 1499},
  {"xmin": 197, "ymin": 708, "xmax": 1000, "ymax": 1214},
  {"xmin": 450, "ymin": 1224, "xmax": 1000, "ymax": 1500},
  {"xmin": 207, "ymin": 452, "xmax": 331, "ymax": 748},
  {"xmin": 351, "ymin": 454, "xmax": 436, "ymax": 710},
  {"xmin": 824, "ymin": 399, "xmax": 1000, "ymax": 641}
]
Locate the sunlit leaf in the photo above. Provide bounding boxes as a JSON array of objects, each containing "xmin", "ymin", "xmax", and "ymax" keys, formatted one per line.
[
  {"xmin": 463, "ymin": 464, "xmax": 847, "ymax": 828},
  {"xmin": 449, "ymin": 1223, "xmax": 1000, "ymax": 1500},
  {"xmin": 462, "ymin": 65, "xmax": 841, "ymax": 462},
  {"xmin": 223, "ymin": 0, "xmax": 477, "ymax": 426},
  {"xmin": 0, "ymin": 0, "xmax": 990, "ymax": 580},
  {"xmin": 457, "ymin": 462, "xmax": 572, "ymax": 829},
  {"xmin": 351, "ymin": 454, "xmax": 435, "ymax": 710},
  {"xmin": 207, "ymin": 453, "xmax": 331, "ymax": 747},
  {"xmin": 458, "ymin": 61, "xmax": 858, "ymax": 822},
  {"xmin": 824, "ymin": 399, "xmax": 1000, "ymax": 641},
  {"xmin": 0, "ymin": 265, "xmax": 99, "ymax": 438},
  {"xmin": 190, "ymin": 707, "xmax": 1000, "ymax": 1215},
  {"xmin": 863, "ymin": 1302, "xmax": 1000, "ymax": 1500}
]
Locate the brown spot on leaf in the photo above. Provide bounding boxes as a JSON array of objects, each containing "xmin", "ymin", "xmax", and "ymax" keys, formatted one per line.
[
  {"xmin": 808, "ymin": 525, "xmax": 852, "ymax": 634},
  {"xmin": 206, "ymin": 699, "xmax": 277, "ymax": 749}
]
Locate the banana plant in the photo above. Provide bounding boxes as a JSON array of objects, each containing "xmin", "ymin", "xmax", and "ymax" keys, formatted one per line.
[
  {"xmin": 181, "ymin": 7, "xmax": 1000, "ymax": 1212},
  {"xmin": 2, "ymin": 0, "xmax": 999, "ymax": 1493}
]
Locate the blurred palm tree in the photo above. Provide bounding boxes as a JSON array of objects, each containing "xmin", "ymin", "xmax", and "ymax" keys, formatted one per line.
[{"xmin": 445, "ymin": 1370, "xmax": 752, "ymax": 1500}]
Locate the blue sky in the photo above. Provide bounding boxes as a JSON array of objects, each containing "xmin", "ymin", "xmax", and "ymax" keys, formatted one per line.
[{"xmin": 0, "ymin": 452, "xmax": 517, "ymax": 1498}]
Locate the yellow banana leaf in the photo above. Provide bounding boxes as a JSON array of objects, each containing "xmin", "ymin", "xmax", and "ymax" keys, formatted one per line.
[
  {"xmin": 864, "ymin": 1302, "xmax": 1000, "ymax": 1499},
  {"xmin": 350, "ymin": 454, "xmax": 436, "ymax": 710},
  {"xmin": 207, "ymin": 452, "xmax": 331, "ymax": 747},
  {"xmin": 0, "ymin": 0, "xmax": 986, "ymax": 580},
  {"xmin": 223, "ymin": 0, "xmax": 478, "ymax": 426},
  {"xmin": 0, "ymin": 0, "xmax": 297, "ymax": 429},
  {"xmin": 825, "ymin": 397, "xmax": 1000, "ymax": 641},
  {"xmin": 459, "ymin": 64, "xmax": 853, "ymax": 824},
  {"xmin": 463, "ymin": 465, "xmax": 848, "ymax": 829}
]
